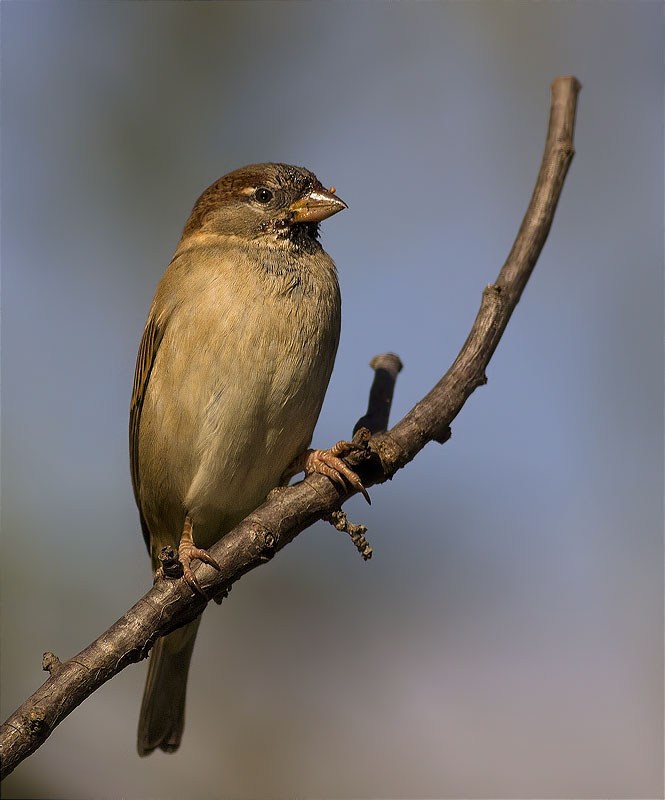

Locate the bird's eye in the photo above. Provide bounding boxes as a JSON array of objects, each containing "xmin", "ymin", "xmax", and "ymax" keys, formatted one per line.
[{"xmin": 254, "ymin": 187, "xmax": 273, "ymax": 204}]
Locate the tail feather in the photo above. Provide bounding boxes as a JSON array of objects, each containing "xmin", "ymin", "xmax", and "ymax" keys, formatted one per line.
[{"xmin": 137, "ymin": 617, "xmax": 201, "ymax": 756}]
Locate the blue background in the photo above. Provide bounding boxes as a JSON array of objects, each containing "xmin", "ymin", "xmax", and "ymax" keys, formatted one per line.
[{"xmin": 2, "ymin": 2, "xmax": 662, "ymax": 797}]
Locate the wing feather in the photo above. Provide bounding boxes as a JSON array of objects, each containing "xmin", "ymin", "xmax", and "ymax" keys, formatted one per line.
[{"xmin": 130, "ymin": 310, "xmax": 166, "ymax": 552}]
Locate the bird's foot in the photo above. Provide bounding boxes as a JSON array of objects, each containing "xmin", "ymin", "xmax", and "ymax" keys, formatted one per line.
[
  {"xmin": 300, "ymin": 441, "xmax": 371, "ymax": 504},
  {"xmin": 175, "ymin": 515, "xmax": 221, "ymax": 596}
]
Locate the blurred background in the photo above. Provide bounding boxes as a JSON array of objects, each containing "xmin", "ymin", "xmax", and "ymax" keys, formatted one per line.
[{"xmin": 1, "ymin": 3, "xmax": 662, "ymax": 798}]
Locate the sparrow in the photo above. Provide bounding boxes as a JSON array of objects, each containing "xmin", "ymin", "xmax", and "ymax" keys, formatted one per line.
[{"xmin": 130, "ymin": 163, "xmax": 367, "ymax": 756}]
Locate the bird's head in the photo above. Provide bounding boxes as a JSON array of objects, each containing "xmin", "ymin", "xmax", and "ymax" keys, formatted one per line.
[{"xmin": 180, "ymin": 163, "xmax": 347, "ymax": 250}]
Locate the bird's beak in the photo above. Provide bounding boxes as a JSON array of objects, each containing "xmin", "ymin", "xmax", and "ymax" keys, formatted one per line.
[{"xmin": 289, "ymin": 187, "xmax": 347, "ymax": 223}]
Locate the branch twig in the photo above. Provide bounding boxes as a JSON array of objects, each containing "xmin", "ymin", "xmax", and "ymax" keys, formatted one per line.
[
  {"xmin": 0, "ymin": 76, "xmax": 581, "ymax": 780},
  {"xmin": 353, "ymin": 353, "xmax": 403, "ymax": 435}
]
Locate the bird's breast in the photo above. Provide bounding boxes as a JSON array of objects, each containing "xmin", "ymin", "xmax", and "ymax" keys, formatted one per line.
[{"xmin": 138, "ymin": 242, "xmax": 341, "ymax": 549}]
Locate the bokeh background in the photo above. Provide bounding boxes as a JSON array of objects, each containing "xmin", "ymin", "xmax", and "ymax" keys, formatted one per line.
[{"xmin": 2, "ymin": 2, "xmax": 662, "ymax": 798}]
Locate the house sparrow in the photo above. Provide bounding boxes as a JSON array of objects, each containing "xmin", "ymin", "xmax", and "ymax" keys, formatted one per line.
[{"xmin": 131, "ymin": 163, "xmax": 366, "ymax": 756}]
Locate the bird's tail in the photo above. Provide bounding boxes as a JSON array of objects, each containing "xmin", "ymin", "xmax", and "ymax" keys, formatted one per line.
[{"xmin": 137, "ymin": 616, "xmax": 201, "ymax": 756}]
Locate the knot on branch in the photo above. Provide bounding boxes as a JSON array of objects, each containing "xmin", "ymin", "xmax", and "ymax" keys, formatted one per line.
[
  {"xmin": 431, "ymin": 424, "xmax": 452, "ymax": 445},
  {"xmin": 352, "ymin": 426, "xmax": 372, "ymax": 448},
  {"xmin": 326, "ymin": 510, "xmax": 373, "ymax": 560},
  {"xmin": 483, "ymin": 282, "xmax": 506, "ymax": 309},
  {"xmin": 369, "ymin": 431, "xmax": 410, "ymax": 479},
  {"xmin": 267, "ymin": 485, "xmax": 290, "ymax": 501},
  {"xmin": 157, "ymin": 546, "xmax": 183, "ymax": 579},
  {"xmin": 28, "ymin": 709, "xmax": 47, "ymax": 738},
  {"xmin": 249, "ymin": 522, "xmax": 277, "ymax": 560},
  {"xmin": 42, "ymin": 652, "xmax": 62, "ymax": 677},
  {"xmin": 212, "ymin": 585, "xmax": 231, "ymax": 605}
]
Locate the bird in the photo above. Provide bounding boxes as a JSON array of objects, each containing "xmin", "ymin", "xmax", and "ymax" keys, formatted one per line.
[{"xmin": 130, "ymin": 162, "xmax": 367, "ymax": 756}]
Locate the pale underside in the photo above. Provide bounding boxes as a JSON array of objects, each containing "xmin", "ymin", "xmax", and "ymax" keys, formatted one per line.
[{"xmin": 131, "ymin": 236, "xmax": 341, "ymax": 567}]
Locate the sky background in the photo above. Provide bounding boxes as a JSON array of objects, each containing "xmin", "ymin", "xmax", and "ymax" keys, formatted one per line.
[{"xmin": 1, "ymin": 2, "xmax": 663, "ymax": 798}]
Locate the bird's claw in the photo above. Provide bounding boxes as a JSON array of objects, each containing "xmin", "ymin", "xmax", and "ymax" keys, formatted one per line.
[
  {"xmin": 174, "ymin": 515, "xmax": 221, "ymax": 597},
  {"xmin": 304, "ymin": 441, "xmax": 371, "ymax": 504},
  {"xmin": 178, "ymin": 544, "xmax": 221, "ymax": 596}
]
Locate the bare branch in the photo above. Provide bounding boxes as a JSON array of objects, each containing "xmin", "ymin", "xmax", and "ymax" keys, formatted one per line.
[
  {"xmin": 0, "ymin": 76, "xmax": 581, "ymax": 780},
  {"xmin": 354, "ymin": 353, "xmax": 403, "ymax": 435}
]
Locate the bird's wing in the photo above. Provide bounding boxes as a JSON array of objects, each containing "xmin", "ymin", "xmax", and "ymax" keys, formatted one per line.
[{"xmin": 130, "ymin": 308, "xmax": 167, "ymax": 553}]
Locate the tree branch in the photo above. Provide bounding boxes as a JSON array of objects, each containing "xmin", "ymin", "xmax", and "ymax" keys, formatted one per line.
[
  {"xmin": 0, "ymin": 75, "xmax": 581, "ymax": 780},
  {"xmin": 353, "ymin": 352, "xmax": 403, "ymax": 436}
]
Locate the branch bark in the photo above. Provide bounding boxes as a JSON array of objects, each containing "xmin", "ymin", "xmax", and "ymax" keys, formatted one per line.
[{"xmin": 0, "ymin": 76, "xmax": 581, "ymax": 780}]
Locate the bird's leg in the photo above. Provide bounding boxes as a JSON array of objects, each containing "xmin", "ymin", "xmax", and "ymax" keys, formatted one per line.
[
  {"xmin": 177, "ymin": 514, "xmax": 221, "ymax": 596},
  {"xmin": 283, "ymin": 441, "xmax": 371, "ymax": 504}
]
